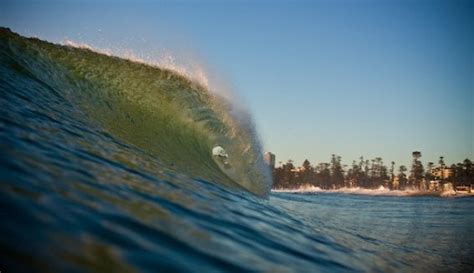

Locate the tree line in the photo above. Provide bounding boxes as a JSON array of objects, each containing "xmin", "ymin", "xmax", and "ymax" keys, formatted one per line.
[{"xmin": 272, "ymin": 152, "xmax": 473, "ymax": 190}]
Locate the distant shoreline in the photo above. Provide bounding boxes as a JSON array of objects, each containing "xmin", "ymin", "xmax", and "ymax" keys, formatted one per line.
[{"xmin": 272, "ymin": 186, "xmax": 474, "ymax": 197}]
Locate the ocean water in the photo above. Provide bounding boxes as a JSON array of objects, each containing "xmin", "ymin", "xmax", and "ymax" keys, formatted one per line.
[
  {"xmin": 272, "ymin": 192, "xmax": 473, "ymax": 272},
  {"xmin": 1, "ymin": 28, "xmax": 473, "ymax": 273}
]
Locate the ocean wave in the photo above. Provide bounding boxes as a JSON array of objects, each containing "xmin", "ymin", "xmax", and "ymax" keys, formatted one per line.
[{"xmin": 0, "ymin": 27, "xmax": 271, "ymax": 196}]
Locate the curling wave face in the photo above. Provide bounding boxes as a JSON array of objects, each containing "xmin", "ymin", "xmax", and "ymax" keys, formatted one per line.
[{"xmin": 0, "ymin": 28, "xmax": 271, "ymax": 196}]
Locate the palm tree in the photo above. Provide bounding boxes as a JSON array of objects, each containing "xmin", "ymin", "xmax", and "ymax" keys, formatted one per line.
[
  {"xmin": 439, "ymin": 156, "xmax": 445, "ymax": 168},
  {"xmin": 398, "ymin": 165, "xmax": 408, "ymax": 189},
  {"xmin": 410, "ymin": 151, "xmax": 424, "ymax": 189}
]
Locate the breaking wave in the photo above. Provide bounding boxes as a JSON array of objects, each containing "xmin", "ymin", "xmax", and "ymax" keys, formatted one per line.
[{"xmin": 0, "ymin": 27, "xmax": 271, "ymax": 196}]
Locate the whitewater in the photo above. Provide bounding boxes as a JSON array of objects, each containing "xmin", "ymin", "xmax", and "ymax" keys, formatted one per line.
[
  {"xmin": 0, "ymin": 28, "xmax": 473, "ymax": 272},
  {"xmin": 273, "ymin": 185, "xmax": 473, "ymax": 197}
]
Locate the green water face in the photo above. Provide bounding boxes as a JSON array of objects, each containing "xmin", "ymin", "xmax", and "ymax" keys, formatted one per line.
[{"xmin": 1, "ymin": 28, "xmax": 271, "ymax": 196}]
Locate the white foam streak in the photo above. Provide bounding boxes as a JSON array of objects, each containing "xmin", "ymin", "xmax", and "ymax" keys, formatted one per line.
[{"xmin": 272, "ymin": 185, "xmax": 456, "ymax": 197}]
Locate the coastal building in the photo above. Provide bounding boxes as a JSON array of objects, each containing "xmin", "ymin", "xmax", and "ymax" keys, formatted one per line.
[
  {"xmin": 455, "ymin": 185, "xmax": 472, "ymax": 193},
  {"xmin": 291, "ymin": 166, "xmax": 306, "ymax": 173},
  {"xmin": 263, "ymin": 152, "xmax": 275, "ymax": 169},
  {"xmin": 431, "ymin": 166, "xmax": 454, "ymax": 180}
]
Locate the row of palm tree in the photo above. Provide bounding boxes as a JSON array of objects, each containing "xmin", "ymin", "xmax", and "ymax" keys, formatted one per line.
[{"xmin": 271, "ymin": 152, "xmax": 473, "ymax": 190}]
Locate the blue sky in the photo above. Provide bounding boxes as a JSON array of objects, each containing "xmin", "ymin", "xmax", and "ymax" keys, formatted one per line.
[{"xmin": 1, "ymin": 0, "xmax": 472, "ymax": 167}]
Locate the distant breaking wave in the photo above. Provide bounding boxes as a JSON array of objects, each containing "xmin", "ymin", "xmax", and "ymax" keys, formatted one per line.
[
  {"xmin": 272, "ymin": 185, "xmax": 470, "ymax": 197},
  {"xmin": 273, "ymin": 186, "xmax": 419, "ymax": 196}
]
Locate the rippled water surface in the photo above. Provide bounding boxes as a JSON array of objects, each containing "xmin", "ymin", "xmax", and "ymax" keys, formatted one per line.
[{"xmin": 272, "ymin": 192, "xmax": 473, "ymax": 272}]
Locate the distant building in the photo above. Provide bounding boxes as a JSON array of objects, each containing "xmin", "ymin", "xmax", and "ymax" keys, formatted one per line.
[
  {"xmin": 263, "ymin": 152, "xmax": 275, "ymax": 169},
  {"xmin": 291, "ymin": 166, "xmax": 305, "ymax": 173},
  {"xmin": 455, "ymin": 185, "xmax": 471, "ymax": 193},
  {"xmin": 431, "ymin": 166, "xmax": 454, "ymax": 180}
]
